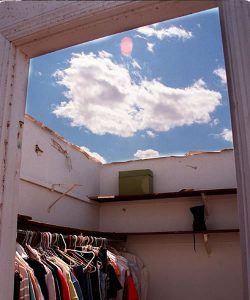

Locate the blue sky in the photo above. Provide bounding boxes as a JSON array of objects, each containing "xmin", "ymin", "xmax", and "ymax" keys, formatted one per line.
[{"xmin": 26, "ymin": 8, "xmax": 233, "ymax": 163}]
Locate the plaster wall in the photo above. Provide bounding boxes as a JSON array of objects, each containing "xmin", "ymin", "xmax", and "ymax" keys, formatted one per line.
[
  {"xmin": 18, "ymin": 180, "xmax": 99, "ymax": 230},
  {"xmin": 99, "ymin": 195, "xmax": 242, "ymax": 300},
  {"xmin": 19, "ymin": 116, "xmax": 100, "ymax": 229},
  {"xmin": 126, "ymin": 233, "xmax": 243, "ymax": 300},
  {"xmin": 98, "ymin": 150, "xmax": 242, "ymax": 300},
  {"xmin": 99, "ymin": 194, "xmax": 239, "ymax": 233},
  {"xmin": 100, "ymin": 150, "xmax": 236, "ymax": 195},
  {"xmin": 99, "ymin": 149, "xmax": 237, "ymax": 233}
]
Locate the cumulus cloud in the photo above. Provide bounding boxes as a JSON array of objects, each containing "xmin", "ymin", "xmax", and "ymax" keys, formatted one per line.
[
  {"xmin": 147, "ymin": 42, "xmax": 155, "ymax": 53},
  {"xmin": 80, "ymin": 146, "xmax": 106, "ymax": 163},
  {"xmin": 219, "ymin": 128, "xmax": 233, "ymax": 143},
  {"xmin": 52, "ymin": 51, "xmax": 221, "ymax": 137},
  {"xmin": 134, "ymin": 149, "xmax": 160, "ymax": 159},
  {"xmin": 136, "ymin": 25, "xmax": 192, "ymax": 40},
  {"xmin": 213, "ymin": 68, "xmax": 227, "ymax": 85}
]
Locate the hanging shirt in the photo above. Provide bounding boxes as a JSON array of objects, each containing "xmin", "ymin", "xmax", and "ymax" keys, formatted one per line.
[
  {"xmin": 14, "ymin": 269, "xmax": 22, "ymax": 300},
  {"xmin": 123, "ymin": 275, "xmax": 139, "ymax": 300},
  {"xmin": 26, "ymin": 258, "xmax": 49, "ymax": 300},
  {"xmin": 17, "ymin": 262, "xmax": 30, "ymax": 300},
  {"xmin": 121, "ymin": 252, "xmax": 148, "ymax": 300}
]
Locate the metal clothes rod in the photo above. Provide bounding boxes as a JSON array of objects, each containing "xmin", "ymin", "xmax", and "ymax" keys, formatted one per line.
[{"xmin": 17, "ymin": 215, "xmax": 127, "ymax": 241}]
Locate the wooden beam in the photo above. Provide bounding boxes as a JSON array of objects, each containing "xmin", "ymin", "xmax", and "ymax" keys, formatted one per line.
[
  {"xmin": 219, "ymin": 1, "xmax": 250, "ymax": 299},
  {"xmin": 1, "ymin": 1, "xmax": 218, "ymax": 58},
  {"xmin": 0, "ymin": 35, "xmax": 29, "ymax": 300}
]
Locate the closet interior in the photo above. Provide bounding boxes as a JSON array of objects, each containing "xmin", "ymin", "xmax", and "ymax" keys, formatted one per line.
[{"xmin": 15, "ymin": 114, "xmax": 242, "ymax": 300}]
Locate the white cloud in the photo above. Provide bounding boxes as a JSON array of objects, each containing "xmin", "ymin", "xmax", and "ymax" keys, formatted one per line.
[
  {"xmin": 146, "ymin": 130, "xmax": 157, "ymax": 138},
  {"xmin": 80, "ymin": 146, "xmax": 106, "ymax": 163},
  {"xmin": 213, "ymin": 68, "xmax": 227, "ymax": 85},
  {"xmin": 220, "ymin": 128, "xmax": 233, "ymax": 143},
  {"xmin": 210, "ymin": 118, "xmax": 220, "ymax": 127},
  {"xmin": 134, "ymin": 34, "xmax": 147, "ymax": 40},
  {"xmin": 134, "ymin": 149, "xmax": 160, "ymax": 159},
  {"xmin": 136, "ymin": 25, "xmax": 192, "ymax": 40},
  {"xmin": 212, "ymin": 128, "xmax": 233, "ymax": 143},
  {"xmin": 147, "ymin": 42, "xmax": 155, "ymax": 53},
  {"xmin": 99, "ymin": 50, "xmax": 112, "ymax": 59},
  {"xmin": 131, "ymin": 59, "xmax": 141, "ymax": 70},
  {"xmin": 52, "ymin": 51, "xmax": 221, "ymax": 137},
  {"xmin": 37, "ymin": 71, "xmax": 42, "ymax": 76}
]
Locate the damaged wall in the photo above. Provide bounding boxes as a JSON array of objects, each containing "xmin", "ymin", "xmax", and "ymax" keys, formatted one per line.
[
  {"xmin": 100, "ymin": 149, "xmax": 237, "ymax": 195},
  {"xmin": 19, "ymin": 115, "xmax": 100, "ymax": 229}
]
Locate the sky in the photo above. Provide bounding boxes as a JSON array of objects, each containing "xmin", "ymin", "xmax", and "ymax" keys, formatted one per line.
[{"xmin": 26, "ymin": 8, "xmax": 233, "ymax": 163}]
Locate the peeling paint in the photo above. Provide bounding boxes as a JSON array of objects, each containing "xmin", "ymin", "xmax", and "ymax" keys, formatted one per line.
[
  {"xmin": 25, "ymin": 114, "xmax": 102, "ymax": 164},
  {"xmin": 186, "ymin": 165, "xmax": 198, "ymax": 170},
  {"xmin": 2, "ymin": 139, "xmax": 8, "ymax": 194},
  {"xmin": 35, "ymin": 144, "xmax": 43, "ymax": 155},
  {"xmin": 51, "ymin": 138, "xmax": 72, "ymax": 171},
  {"xmin": 17, "ymin": 120, "xmax": 24, "ymax": 149}
]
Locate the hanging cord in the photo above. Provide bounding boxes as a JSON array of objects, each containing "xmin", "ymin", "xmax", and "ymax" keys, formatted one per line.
[
  {"xmin": 48, "ymin": 183, "xmax": 83, "ymax": 212},
  {"xmin": 201, "ymin": 193, "xmax": 211, "ymax": 256}
]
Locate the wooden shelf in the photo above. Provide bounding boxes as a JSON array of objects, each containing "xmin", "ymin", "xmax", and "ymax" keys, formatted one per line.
[{"xmin": 89, "ymin": 188, "xmax": 237, "ymax": 202}]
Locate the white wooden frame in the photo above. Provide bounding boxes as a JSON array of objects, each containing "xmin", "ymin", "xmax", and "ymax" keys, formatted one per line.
[{"xmin": 0, "ymin": 1, "xmax": 250, "ymax": 299}]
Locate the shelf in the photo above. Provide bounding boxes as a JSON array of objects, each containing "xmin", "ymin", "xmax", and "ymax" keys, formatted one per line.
[{"xmin": 89, "ymin": 188, "xmax": 237, "ymax": 202}]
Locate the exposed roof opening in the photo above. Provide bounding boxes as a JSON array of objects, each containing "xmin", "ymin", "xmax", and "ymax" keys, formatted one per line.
[{"xmin": 26, "ymin": 8, "xmax": 233, "ymax": 163}]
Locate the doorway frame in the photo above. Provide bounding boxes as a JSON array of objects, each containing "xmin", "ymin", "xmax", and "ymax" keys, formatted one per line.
[{"xmin": 1, "ymin": 1, "xmax": 250, "ymax": 299}]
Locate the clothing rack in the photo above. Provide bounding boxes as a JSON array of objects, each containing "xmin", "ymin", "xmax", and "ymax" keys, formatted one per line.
[
  {"xmin": 15, "ymin": 218, "xmax": 144, "ymax": 300},
  {"xmin": 17, "ymin": 214, "xmax": 127, "ymax": 242}
]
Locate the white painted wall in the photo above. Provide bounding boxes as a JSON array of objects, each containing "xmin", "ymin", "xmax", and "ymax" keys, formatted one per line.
[
  {"xmin": 18, "ymin": 180, "xmax": 99, "ymax": 230},
  {"xmin": 99, "ymin": 194, "xmax": 243, "ymax": 300},
  {"xmin": 99, "ymin": 194, "xmax": 239, "ymax": 233},
  {"xmin": 19, "ymin": 115, "xmax": 100, "ymax": 230},
  {"xmin": 100, "ymin": 150, "xmax": 236, "ymax": 195},
  {"xmin": 98, "ymin": 150, "xmax": 242, "ymax": 300},
  {"xmin": 20, "ymin": 115, "xmax": 100, "ymax": 197},
  {"xmin": 126, "ymin": 233, "xmax": 243, "ymax": 300}
]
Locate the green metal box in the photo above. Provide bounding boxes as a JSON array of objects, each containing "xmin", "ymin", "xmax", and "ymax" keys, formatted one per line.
[{"xmin": 119, "ymin": 169, "xmax": 153, "ymax": 195}]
